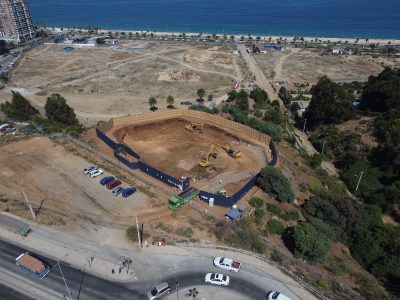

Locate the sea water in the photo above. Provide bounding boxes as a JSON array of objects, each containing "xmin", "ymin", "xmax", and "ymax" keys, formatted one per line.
[{"xmin": 29, "ymin": 0, "xmax": 400, "ymax": 39}]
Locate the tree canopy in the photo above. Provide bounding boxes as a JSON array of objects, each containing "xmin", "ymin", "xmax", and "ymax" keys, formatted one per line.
[
  {"xmin": 257, "ymin": 166, "xmax": 295, "ymax": 202},
  {"xmin": 197, "ymin": 88, "xmax": 205, "ymax": 100},
  {"xmin": 305, "ymin": 76, "xmax": 354, "ymax": 129},
  {"xmin": 361, "ymin": 68, "xmax": 400, "ymax": 112},
  {"xmin": 0, "ymin": 91, "xmax": 38, "ymax": 121},
  {"xmin": 249, "ymin": 87, "xmax": 269, "ymax": 104},
  {"xmin": 236, "ymin": 89, "xmax": 249, "ymax": 110},
  {"xmin": 45, "ymin": 93, "xmax": 78, "ymax": 125}
]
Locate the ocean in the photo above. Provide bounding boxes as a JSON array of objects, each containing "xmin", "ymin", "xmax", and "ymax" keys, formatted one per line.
[{"xmin": 29, "ymin": 0, "xmax": 400, "ymax": 39}]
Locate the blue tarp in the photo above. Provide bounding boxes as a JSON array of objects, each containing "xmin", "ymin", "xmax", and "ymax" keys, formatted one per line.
[{"xmin": 225, "ymin": 209, "xmax": 241, "ymax": 220}]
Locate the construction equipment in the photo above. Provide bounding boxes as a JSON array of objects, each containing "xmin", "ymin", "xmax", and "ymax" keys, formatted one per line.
[
  {"xmin": 222, "ymin": 142, "xmax": 241, "ymax": 158},
  {"xmin": 168, "ymin": 187, "xmax": 200, "ymax": 211},
  {"xmin": 199, "ymin": 144, "xmax": 218, "ymax": 167},
  {"xmin": 185, "ymin": 122, "xmax": 204, "ymax": 133}
]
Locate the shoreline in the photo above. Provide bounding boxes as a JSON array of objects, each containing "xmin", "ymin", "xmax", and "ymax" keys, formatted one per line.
[{"xmin": 47, "ymin": 27, "xmax": 400, "ymax": 46}]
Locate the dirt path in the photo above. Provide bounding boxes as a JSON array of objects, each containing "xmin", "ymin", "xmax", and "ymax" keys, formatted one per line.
[{"xmin": 274, "ymin": 48, "xmax": 298, "ymax": 80}]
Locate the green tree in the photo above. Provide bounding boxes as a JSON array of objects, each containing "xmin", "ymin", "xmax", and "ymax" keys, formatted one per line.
[
  {"xmin": 375, "ymin": 108, "xmax": 400, "ymax": 149},
  {"xmin": 290, "ymin": 102, "xmax": 300, "ymax": 115},
  {"xmin": 278, "ymin": 86, "xmax": 292, "ymax": 106},
  {"xmin": 257, "ymin": 166, "xmax": 295, "ymax": 202},
  {"xmin": 96, "ymin": 38, "xmax": 105, "ymax": 44},
  {"xmin": 361, "ymin": 68, "xmax": 400, "ymax": 112},
  {"xmin": 227, "ymin": 90, "xmax": 238, "ymax": 101},
  {"xmin": 44, "ymin": 94, "xmax": 78, "ymax": 125},
  {"xmin": 342, "ymin": 160, "xmax": 382, "ymax": 195},
  {"xmin": 197, "ymin": 88, "xmax": 205, "ymax": 100},
  {"xmin": 148, "ymin": 96, "xmax": 157, "ymax": 108},
  {"xmin": 236, "ymin": 89, "xmax": 249, "ymax": 110},
  {"xmin": 285, "ymin": 222, "xmax": 332, "ymax": 264},
  {"xmin": 208, "ymin": 94, "xmax": 214, "ymax": 102},
  {"xmin": 249, "ymin": 87, "xmax": 269, "ymax": 104},
  {"xmin": 305, "ymin": 76, "xmax": 354, "ymax": 129},
  {"xmin": 0, "ymin": 91, "xmax": 38, "ymax": 121},
  {"xmin": 166, "ymin": 95, "xmax": 174, "ymax": 108}
]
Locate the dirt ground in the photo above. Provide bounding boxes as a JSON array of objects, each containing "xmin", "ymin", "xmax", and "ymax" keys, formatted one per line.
[
  {"xmin": 254, "ymin": 47, "xmax": 400, "ymax": 84},
  {"xmin": 111, "ymin": 119, "xmax": 267, "ymax": 195},
  {"xmin": 0, "ymin": 137, "xmax": 156, "ymax": 228},
  {"xmin": 3, "ymin": 41, "xmax": 243, "ymax": 125}
]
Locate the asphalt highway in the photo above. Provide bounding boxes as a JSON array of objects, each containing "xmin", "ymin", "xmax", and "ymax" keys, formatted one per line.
[{"xmin": 0, "ymin": 239, "xmax": 267, "ymax": 300}]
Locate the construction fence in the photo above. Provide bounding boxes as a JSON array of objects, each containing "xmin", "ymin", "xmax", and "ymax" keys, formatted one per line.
[{"xmin": 96, "ymin": 109, "xmax": 278, "ymax": 206}]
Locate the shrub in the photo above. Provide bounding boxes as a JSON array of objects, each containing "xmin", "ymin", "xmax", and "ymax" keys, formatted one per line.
[
  {"xmin": 267, "ymin": 204, "xmax": 282, "ymax": 216},
  {"xmin": 249, "ymin": 197, "xmax": 264, "ymax": 208},
  {"xmin": 267, "ymin": 220, "xmax": 285, "ymax": 235},
  {"xmin": 189, "ymin": 105, "xmax": 217, "ymax": 114},
  {"xmin": 258, "ymin": 166, "xmax": 295, "ymax": 202},
  {"xmin": 225, "ymin": 218, "xmax": 265, "ymax": 253},
  {"xmin": 0, "ymin": 91, "xmax": 38, "ymax": 121},
  {"xmin": 254, "ymin": 208, "xmax": 265, "ymax": 225},
  {"xmin": 270, "ymin": 249, "xmax": 283, "ymax": 263}
]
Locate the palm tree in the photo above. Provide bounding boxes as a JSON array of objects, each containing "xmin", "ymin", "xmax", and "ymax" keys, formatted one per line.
[
  {"xmin": 230, "ymin": 35, "xmax": 235, "ymax": 41},
  {"xmin": 223, "ymin": 34, "xmax": 227, "ymax": 40},
  {"xmin": 135, "ymin": 32, "xmax": 139, "ymax": 38},
  {"xmin": 129, "ymin": 32, "xmax": 133, "ymax": 39},
  {"xmin": 212, "ymin": 33, "xmax": 217, "ymax": 40},
  {"xmin": 256, "ymin": 36, "xmax": 261, "ymax": 41},
  {"xmin": 148, "ymin": 97, "xmax": 157, "ymax": 110},
  {"xmin": 240, "ymin": 36, "xmax": 245, "ymax": 41},
  {"xmin": 166, "ymin": 95, "xmax": 174, "ymax": 108}
]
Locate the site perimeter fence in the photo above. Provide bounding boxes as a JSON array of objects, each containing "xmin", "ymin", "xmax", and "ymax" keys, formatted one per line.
[{"xmin": 96, "ymin": 109, "xmax": 278, "ymax": 206}]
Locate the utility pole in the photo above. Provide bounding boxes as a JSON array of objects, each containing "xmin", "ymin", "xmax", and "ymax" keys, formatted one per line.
[
  {"xmin": 135, "ymin": 215, "xmax": 141, "ymax": 248},
  {"xmin": 302, "ymin": 118, "xmax": 307, "ymax": 133},
  {"xmin": 21, "ymin": 188, "xmax": 36, "ymax": 222},
  {"xmin": 321, "ymin": 140, "xmax": 326, "ymax": 154},
  {"xmin": 57, "ymin": 263, "xmax": 72, "ymax": 300},
  {"xmin": 355, "ymin": 171, "xmax": 364, "ymax": 192},
  {"xmin": 176, "ymin": 281, "xmax": 180, "ymax": 300}
]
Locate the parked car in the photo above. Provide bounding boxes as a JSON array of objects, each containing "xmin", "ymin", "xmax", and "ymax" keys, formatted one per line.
[
  {"xmin": 267, "ymin": 291, "xmax": 292, "ymax": 300},
  {"xmin": 122, "ymin": 187, "xmax": 136, "ymax": 198},
  {"xmin": 106, "ymin": 179, "xmax": 122, "ymax": 190},
  {"xmin": 112, "ymin": 186, "xmax": 123, "ymax": 196},
  {"xmin": 147, "ymin": 282, "xmax": 170, "ymax": 300},
  {"xmin": 83, "ymin": 166, "xmax": 97, "ymax": 175},
  {"xmin": 213, "ymin": 257, "xmax": 240, "ymax": 272},
  {"xmin": 90, "ymin": 169, "xmax": 104, "ymax": 178},
  {"xmin": 204, "ymin": 273, "xmax": 230, "ymax": 286},
  {"xmin": 0, "ymin": 123, "xmax": 10, "ymax": 130},
  {"xmin": 100, "ymin": 176, "xmax": 114, "ymax": 185}
]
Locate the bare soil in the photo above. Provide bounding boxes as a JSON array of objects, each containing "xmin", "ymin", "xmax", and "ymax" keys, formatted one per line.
[
  {"xmin": 0, "ymin": 137, "xmax": 155, "ymax": 227},
  {"xmin": 5, "ymin": 41, "xmax": 243, "ymax": 125},
  {"xmin": 111, "ymin": 119, "xmax": 267, "ymax": 195},
  {"xmin": 254, "ymin": 47, "xmax": 400, "ymax": 84}
]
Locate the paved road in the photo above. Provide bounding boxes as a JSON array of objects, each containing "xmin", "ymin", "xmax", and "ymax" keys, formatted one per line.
[
  {"xmin": 0, "ymin": 239, "xmax": 267, "ymax": 299},
  {"xmin": 0, "ymin": 281, "xmax": 35, "ymax": 300}
]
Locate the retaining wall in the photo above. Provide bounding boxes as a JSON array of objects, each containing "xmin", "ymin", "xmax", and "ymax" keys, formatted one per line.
[{"xmin": 96, "ymin": 109, "xmax": 278, "ymax": 206}]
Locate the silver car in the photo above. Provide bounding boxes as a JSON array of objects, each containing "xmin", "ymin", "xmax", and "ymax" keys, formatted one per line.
[
  {"xmin": 112, "ymin": 186, "xmax": 123, "ymax": 196},
  {"xmin": 148, "ymin": 282, "xmax": 170, "ymax": 300}
]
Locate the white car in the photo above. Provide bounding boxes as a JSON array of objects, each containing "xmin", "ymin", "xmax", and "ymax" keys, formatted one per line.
[
  {"xmin": 205, "ymin": 273, "xmax": 230, "ymax": 286},
  {"xmin": 213, "ymin": 257, "xmax": 241, "ymax": 272},
  {"xmin": 148, "ymin": 282, "xmax": 170, "ymax": 300},
  {"xmin": 267, "ymin": 291, "xmax": 292, "ymax": 300},
  {"xmin": 90, "ymin": 169, "xmax": 104, "ymax": 178},
  {"xmin": 83, "ymin": 166, "xmax": 97, "ymax": 175}
]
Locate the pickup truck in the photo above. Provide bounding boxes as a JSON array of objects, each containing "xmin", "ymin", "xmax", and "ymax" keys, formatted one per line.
[{"xmin": 213, "ymin": 257, "xmax": 241, "ymax": 272}]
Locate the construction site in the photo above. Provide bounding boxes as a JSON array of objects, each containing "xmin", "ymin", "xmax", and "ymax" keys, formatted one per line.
[{"xmin": 99, "ymin": 109, "xmax": 273, "ymax": 198}]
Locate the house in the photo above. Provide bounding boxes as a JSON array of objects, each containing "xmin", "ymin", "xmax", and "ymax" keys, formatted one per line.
[{"xmin": 292, "ymin": 100, "xmax": 310, "ymax": 118}]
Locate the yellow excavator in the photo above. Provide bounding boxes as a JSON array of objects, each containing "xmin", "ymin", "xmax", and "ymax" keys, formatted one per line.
[
  {"xmin": 222, "ymin": 142, "xmax": 241, "ymax": 158},
  {"xmin": 199, "ymin": 144, "xmax": 218, "ymax": 167},
  {"xmin": 185, "ymin": 122, "xmax": 204, "ymax": 133}
]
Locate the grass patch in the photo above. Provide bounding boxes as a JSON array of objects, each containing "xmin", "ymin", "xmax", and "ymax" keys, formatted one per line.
[
  {"xmin": 267, "ymin": 219, "xmax": 285, "ymax": 235},
  {"xmin": 174, "ymin": 227, "xmax": 194, "ymax": 238}
]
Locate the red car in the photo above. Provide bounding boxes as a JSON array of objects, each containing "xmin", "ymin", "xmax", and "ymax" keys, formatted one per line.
[{"xmin": 106, "ymin": 180, "xmax": 122, "ymax": 190}]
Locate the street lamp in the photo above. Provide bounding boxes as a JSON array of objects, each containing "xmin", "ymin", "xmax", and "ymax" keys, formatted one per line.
[{"xmin": 302, "ymin": 118, "xmax": 307, "ymax": 133}]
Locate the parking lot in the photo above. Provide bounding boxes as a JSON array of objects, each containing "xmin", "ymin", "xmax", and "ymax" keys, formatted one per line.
[{"xmin": 0, "ymin": 137, "xmax": 153, "ymax": 228}]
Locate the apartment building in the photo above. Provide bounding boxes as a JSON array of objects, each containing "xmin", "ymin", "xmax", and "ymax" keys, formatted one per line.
[{"xmin": 0, "ymin": 0, "xmax": 34, "ymax": 42}]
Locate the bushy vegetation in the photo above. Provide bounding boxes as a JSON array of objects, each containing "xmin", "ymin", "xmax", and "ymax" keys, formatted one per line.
[
  {"xmin": 45, "ymin": 93, "xmax": 78, "ymax": 125},
  {"xmin": 267, "ymin": 220, "xmax": 285, "ymax": 235},
  {"xmin": 0, "ymin": 91, "xmax": 38, "ymax": 121},
  {"xmin": 305, "ymin": 76, "xmax": 354, "ymax": 129},
  {"xmin": 257, "ymin": 166, "xmax": 295, "ymax": 202},
  {"xmin": 189, "ymin": 105, "xmax": 217, "ymax": 114},
  {"xmin": 223, "ymin": 218, "xmax": 265, "ymax": 253}
]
